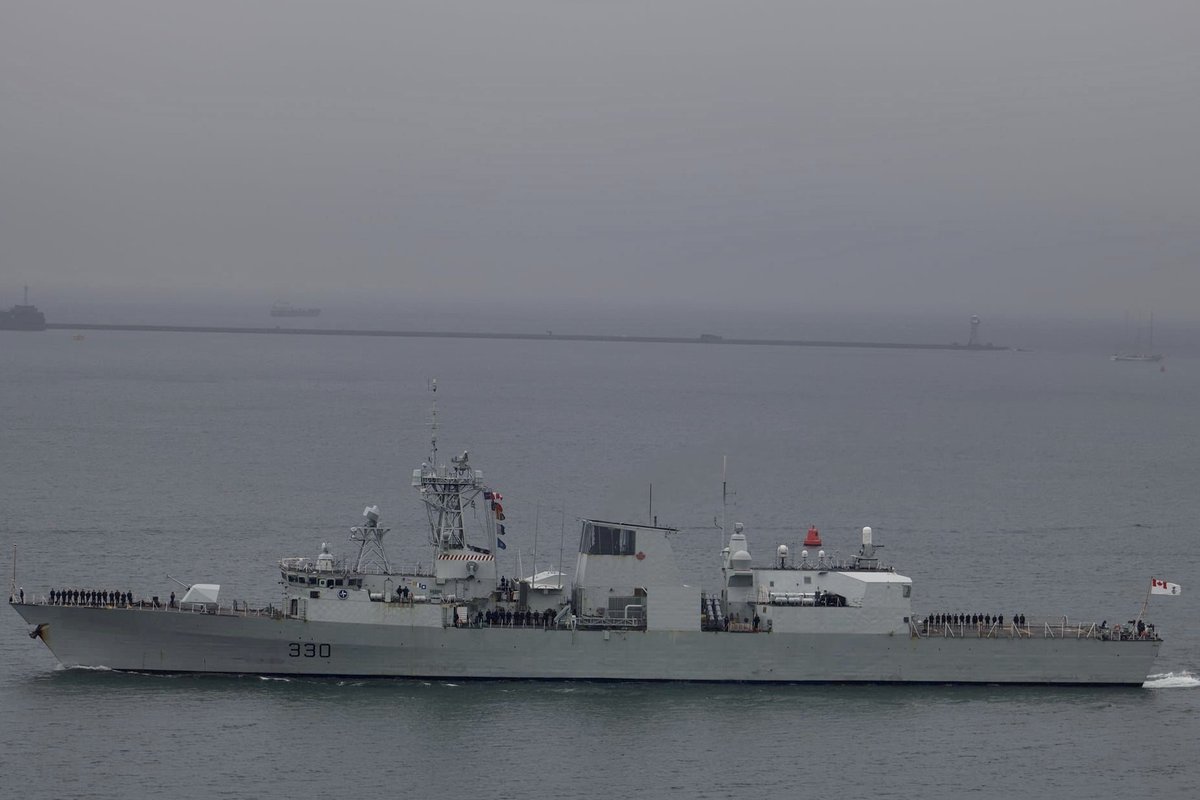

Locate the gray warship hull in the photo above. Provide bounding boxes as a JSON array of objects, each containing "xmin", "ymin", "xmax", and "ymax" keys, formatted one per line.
[
  {"xmin": 12, "ymin": 603, "xmax": 1160, "ymax": 685},
  {"xmin": 12, "ymin": 417, "xmax": 1167, "ymax": 686}
]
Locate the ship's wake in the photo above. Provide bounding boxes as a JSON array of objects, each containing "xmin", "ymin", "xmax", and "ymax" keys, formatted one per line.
[{"xmin": 1143, "ymin": 671, "xmax": 1199, "ymax": 689}]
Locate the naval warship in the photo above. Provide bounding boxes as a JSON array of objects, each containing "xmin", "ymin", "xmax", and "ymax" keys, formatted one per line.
[{"xmin": 10, "ymin": 391, "xmax": 1163, "ymax": 684}]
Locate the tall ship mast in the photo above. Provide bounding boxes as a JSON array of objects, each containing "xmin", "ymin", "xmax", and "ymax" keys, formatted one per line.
[{"xmin": 1112, "ymin": 312, "xmax": 1163, "ymax": 362}]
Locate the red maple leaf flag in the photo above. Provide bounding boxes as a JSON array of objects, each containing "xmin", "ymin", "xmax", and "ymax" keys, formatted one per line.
[{"xmin": 1150, "ymin": 578, "xmax": 1182, "ymax": 596}]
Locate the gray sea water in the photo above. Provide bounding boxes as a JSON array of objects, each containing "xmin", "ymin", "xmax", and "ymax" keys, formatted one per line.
[{"xmin": 2, "ymin": 325, "xmax": 1197, "ymax": 799}]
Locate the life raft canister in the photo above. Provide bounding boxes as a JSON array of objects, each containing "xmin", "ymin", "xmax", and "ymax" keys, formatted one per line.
[{"xmin": 804, "ymin": 525, "xmax": 822, "ymax": 547}]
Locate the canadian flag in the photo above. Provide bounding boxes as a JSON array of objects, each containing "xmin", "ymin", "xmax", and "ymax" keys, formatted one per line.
[{"xmin": 1150, "ymin": 578, "xmax": 1182, "ymax": 596}]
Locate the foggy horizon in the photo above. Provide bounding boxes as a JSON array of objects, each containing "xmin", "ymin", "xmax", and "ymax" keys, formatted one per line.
[{"xmin": 4, "ymin": 2, "xmax": 1199, "ymax": 321}]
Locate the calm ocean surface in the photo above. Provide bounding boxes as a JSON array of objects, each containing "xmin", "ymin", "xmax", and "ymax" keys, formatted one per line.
[{"xmin": 2, "ymin": 325, "xmax": 1197, "ymax": 799}]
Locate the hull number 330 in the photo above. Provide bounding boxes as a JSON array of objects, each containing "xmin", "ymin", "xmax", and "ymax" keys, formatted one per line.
[{"xmin": 288, "ymin": 643, "xmax": 332, "ymax": 658}]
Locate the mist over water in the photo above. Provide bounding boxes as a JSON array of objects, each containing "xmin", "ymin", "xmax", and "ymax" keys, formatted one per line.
[
  {"xmin": 16, "ymin": 295, "xmax": 1200, "ymax": 358},
  {"xmin": 6, "ymin": 3, "xmax": 1200, "ymax": 319},
  {"xmin": 2, "ymin": 327, "xmax": 1197, "ymax": 798}
]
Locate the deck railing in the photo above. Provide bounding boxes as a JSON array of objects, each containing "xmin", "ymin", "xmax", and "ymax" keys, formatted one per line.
[
  {"xmin": 22, "ymin": 595, "xmax": 284, "ymax": 619},
  {"xmin": 908, "ymin": 617, "xmax": 1159, "ymax": 642}
]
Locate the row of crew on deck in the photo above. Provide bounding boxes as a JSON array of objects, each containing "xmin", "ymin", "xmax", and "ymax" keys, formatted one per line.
[
  {"xmin": 923, "ymin": 613, "xmax": 1026, "ymax": 628},
  {"xmin": 47, "ymin": 588, "xmax": 135, "ymax": 607},
  {"xmin": 456, "ymin": 607, "xmax": 558, "ymax": 628}
]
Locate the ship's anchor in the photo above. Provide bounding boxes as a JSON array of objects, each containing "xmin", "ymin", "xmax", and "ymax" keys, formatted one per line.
[{"xmin": 29, "ymin": 623, "xmax": 47, "ymax": 641}]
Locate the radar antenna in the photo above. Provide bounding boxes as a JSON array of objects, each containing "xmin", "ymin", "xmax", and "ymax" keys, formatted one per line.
[
  {"xmin": 429, "ymin": 378, "xmax": 438, "ymax": 466},
  {"xmin": 350, "ymin": 505, "xmax": 391, "ymax": 573}
]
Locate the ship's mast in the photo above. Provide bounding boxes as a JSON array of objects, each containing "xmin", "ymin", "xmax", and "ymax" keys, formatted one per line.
[
  {"xmin": 719, "ymin": 455, "xmax": 727, "ymax": 554},
  {"xmin": 429, "ymin": 378, "xmax": 438, "ymax": 467},
  {"xmin": 350, "ymin": 505, "xmax": 391, "ymax": 574},
  {"xmin": 413, "ymin": 380, "xmax": 491, "ymax": 554}
]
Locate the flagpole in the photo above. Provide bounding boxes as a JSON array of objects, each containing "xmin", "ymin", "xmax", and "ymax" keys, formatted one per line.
[
  {"xmin": 557, "ymin": 506, "xmax": 566, "ymax": 592},
  {"xmin": 720, "ymin": 455, "xmax": 727, "ymax": 554},
  {"xmin": 532, "ymin": 502, "xmax": 540, "ymax": 582},
  {"xmin": 1136, "ymin": 579, "xmax": 1153, "ymax": 625}
]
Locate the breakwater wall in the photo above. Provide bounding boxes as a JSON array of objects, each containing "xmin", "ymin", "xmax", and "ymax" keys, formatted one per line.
[{"xmin": 44, "ymin": 323, "xmax": 1007, "ymax": 352}]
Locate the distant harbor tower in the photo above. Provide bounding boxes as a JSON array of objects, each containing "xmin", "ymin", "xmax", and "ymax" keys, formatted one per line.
[
  {"xmin": 967, "ymin": 315, "xmax": 981, "ymax": 348},
  {"xmin": 0, "ymin": 285, "xmax": 47, "ymax": 331}
]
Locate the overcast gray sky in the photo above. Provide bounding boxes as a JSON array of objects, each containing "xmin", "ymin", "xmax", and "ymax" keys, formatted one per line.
[{"xmin": 2, "ymin": 1, "xmax": 1198, "ymax": 318}]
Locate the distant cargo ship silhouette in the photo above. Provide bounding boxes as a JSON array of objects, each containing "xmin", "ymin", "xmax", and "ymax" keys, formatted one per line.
[
  {"xmin": 270, "ymin": 303, "xmax": 320, "ymax": 318},
  {"xmin": 0, "ymin": 286, "xmax": 47, "ymax": 331}
]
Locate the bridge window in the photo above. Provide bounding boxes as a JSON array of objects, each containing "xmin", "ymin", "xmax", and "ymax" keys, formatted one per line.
[{"xmin": 582, "ymin": 523, "xmax": 637, "ymax": 556}]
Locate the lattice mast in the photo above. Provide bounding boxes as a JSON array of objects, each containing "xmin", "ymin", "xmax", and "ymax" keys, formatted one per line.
[
  {"xmin": 350, "ymin": 506, "xmax": 391, "ymax": 574},
  {"xmin": 412, "ymin": 379, "xmax": 494, "ymax": 555}
]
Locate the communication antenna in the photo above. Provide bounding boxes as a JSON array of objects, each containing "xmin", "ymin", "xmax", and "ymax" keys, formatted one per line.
[
  {"xmin": 557, "ymin": 505, "xmax": 567, "ymax": 591},
  {"xmin": 532, "ymin": 502, "xmax": 540, "ymax": 579},
  {"xmin": 429, "ymin": 378, "xmax": 438, "ymax": 466},
  {"xmin": 720, "ymin": 455, "xmax": 728, "ymax": 551}
]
